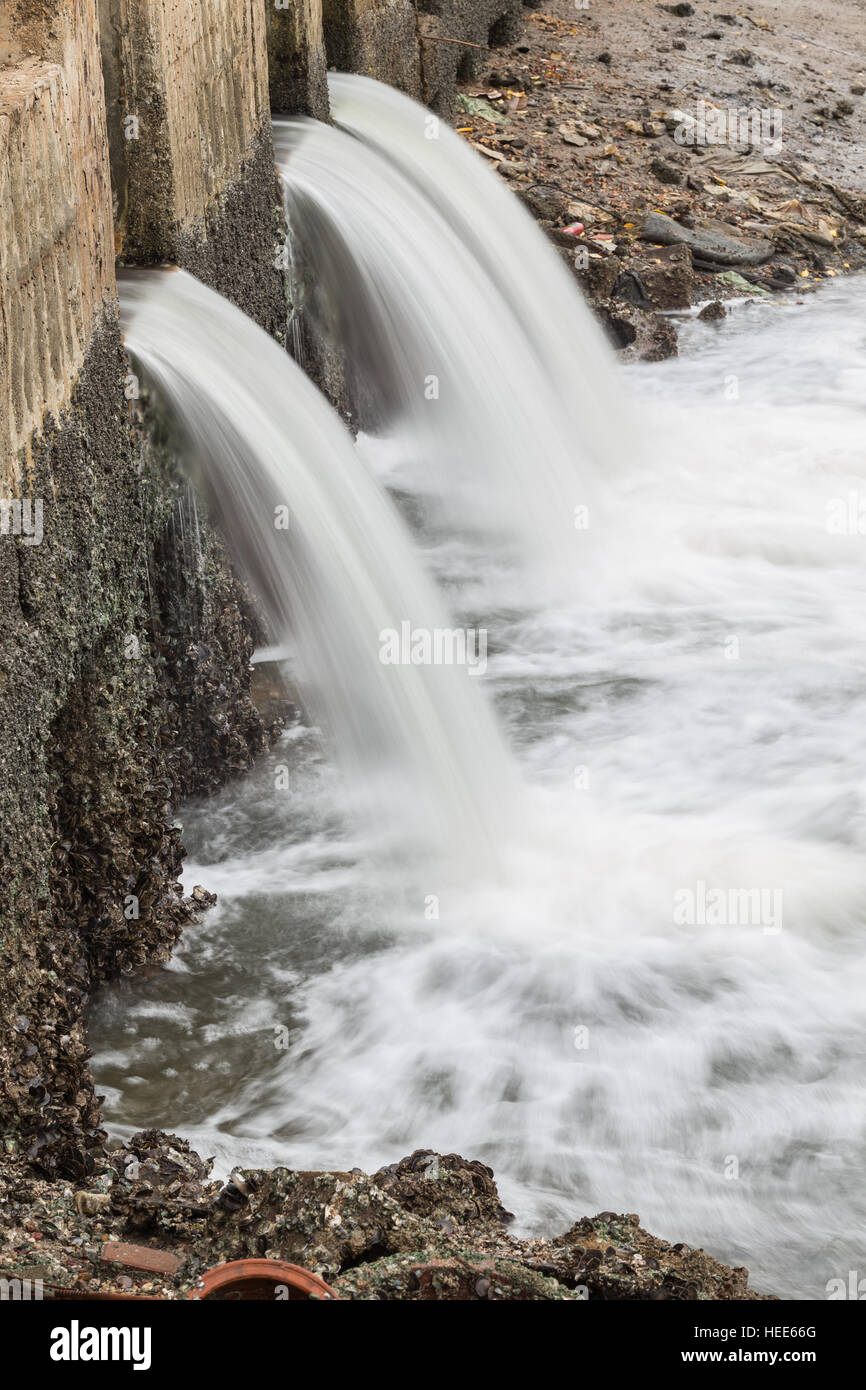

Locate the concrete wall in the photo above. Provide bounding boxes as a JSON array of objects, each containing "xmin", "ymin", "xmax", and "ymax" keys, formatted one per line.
[
  {"xmin": 1, "ymin": 0, "xmax": 533, "ymax": 483},
  {"xmin": 0, "ymin": 0, "xmax": 272, "ymax": 1178},
  {"xmin": 322, "ymin": 0, "xmax": 421, "ymax": 97},
  {"xmin": 267, "ymin": 0, "xmax": 329, "ymax": 117},
  {"xmin": 0, "ymin": 0, "xmax": 531, "ymax": 1177},
  {"xmin": 317, "ymin": 0, "xmax": 526, "ymax": 114},
  {"xmin": 418, "ymin": 1, "xmax": 525, "ymax": 108},
  {"xmin": 0, "ymin": 0, "xmax": 115, "ymax": 479},
  {"xmin": 99, "ymin": 0, "xmax": 286, "ymax": 334}
]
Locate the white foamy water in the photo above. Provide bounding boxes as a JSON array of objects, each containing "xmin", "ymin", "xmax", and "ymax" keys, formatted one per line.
[
  {"xmin": 93, "ymin": 277, "xmax": 866, "ymax": 1300},
  {"xmin": 93, "ymin": 73, "xmax": 866, "ymax": 1297},
  {"xmin": 119, "ymin": 268, "xmax": 516, "ymax": 872},
  {"xmin": 275, "ymin": 76, "xmax": 634, "ymax": 593}
]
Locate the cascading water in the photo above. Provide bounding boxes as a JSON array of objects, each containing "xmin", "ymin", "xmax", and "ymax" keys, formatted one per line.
[
  {"xmin": 274, "ymin": 81, "xmax": 633, "ymax": 593},
  {"xmin": 92, "ymin": 84, "xmax": 866, "ymax": 1301},
  {"xmin": 324, "ymin": 71, "xmax": 632, "ymax": 464},
  {"xmin": 119, "ymin": 268, "xmax": 517, "ymax": 871}
]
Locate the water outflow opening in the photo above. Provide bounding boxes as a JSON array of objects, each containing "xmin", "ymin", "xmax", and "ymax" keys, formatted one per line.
[
  {"xmin": 119, "ymin": 268, "xmax": 518, "ymax": 874},
  {"xmin": 274, "ymin": 75, "xmax": 638, "ymax": 596}
]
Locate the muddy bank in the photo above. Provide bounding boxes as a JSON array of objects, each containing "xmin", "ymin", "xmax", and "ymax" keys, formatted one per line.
[
  {"xmin": 0, "ymin": 1137, "xmax": 773, "ymax": 1300},
  {"xmin": 456, "ymin": 0, "xmax": 866, "ymax": 358}
]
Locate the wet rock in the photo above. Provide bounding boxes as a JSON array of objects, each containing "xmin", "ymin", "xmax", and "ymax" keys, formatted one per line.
[
  {"xmin": 632, "ymin": 243, "xmax": 695, "ymax": 309},
  {"xmin": 713, "ymin": 269, "xmax": 772, "ymax": 296},
  {"xmin": 0, "ymin": 1144, "xmax": 775, "ymax": 1301},
  {"xmin": 547, "ymin": 1212, "xmax": 763, "ymax": 1300},
  {"xmin": 335, "ymin": 1253, "xmax": 578, "ymax": 1301},
  {"xmin": 596, "ymin": 301, "xmax": 679, "ymax": 362},
  {"xmin": 641, "ymin": 211, "xmax": 774, "ymax": 266},
  {"xmin": 573, "ymin": 252, "xmax": 623, "ymax": 301},
  {"xmin": 650, "ymin": 156, "xmax": 683, "ymax": 185},
  {"xmin": 371, "ymin": 1150, "xmax": 514, "ymax": 1228},
  {"xmin": 772, "ymin": 262, "xmax": 797, "ymax": 284},
  {"xmin": 519, "ymin": 184, "xmax": 568, "ymax": 222},
  {"xmin": 698, "ymin": 299, "xmax": 727, "ymax": 321},
  {"xmin": 613, "ymin": 269, "xmax": 653, "ymax": 309}
]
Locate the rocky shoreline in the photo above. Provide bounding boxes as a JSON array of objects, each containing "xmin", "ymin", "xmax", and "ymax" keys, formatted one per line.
[
  {"xmin": 0, "ymin": 1138, "xmax": 773, "ymax": 1300},
  {"xmin": 458, "ymin": 0, "xmax": 866, "ymax": 359}
]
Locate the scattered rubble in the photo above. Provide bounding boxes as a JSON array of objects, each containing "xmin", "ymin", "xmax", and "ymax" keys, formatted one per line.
[
  {"xmin": 0, "ymin": 1138, "xmax": 775, "ymax": 1301},
  {"xmin": 453, "ymin": 0, "xmax": 866, "ymax": 360}
]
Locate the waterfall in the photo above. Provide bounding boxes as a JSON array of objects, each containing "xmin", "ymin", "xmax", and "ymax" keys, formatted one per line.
[
  {"xmin": 274, "ymin": 76, "xmax": 636, "ymax": 593},
  {"xmin": 119, "ymin": 269, "xmax": 518, "ymax": 871},
  {"xmin": 96, "ymin": 77, "xmax": 866, "ymax": 1300}
]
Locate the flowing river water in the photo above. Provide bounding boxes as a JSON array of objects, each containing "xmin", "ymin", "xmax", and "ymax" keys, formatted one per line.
[{"xmin": 92, "ymin": 79, "xmax": 866, "ymax": 1301}]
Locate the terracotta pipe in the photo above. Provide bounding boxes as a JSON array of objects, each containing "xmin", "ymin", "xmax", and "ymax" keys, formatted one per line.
[{"xmin": 188, "ymin": 1258, "xmax": 338, "ymax": 1300}]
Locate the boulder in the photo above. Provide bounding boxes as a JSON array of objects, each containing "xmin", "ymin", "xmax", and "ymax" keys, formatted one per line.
[{"xmin": 641, "ymin": 212, "xmax": 774, "ymax": 266}]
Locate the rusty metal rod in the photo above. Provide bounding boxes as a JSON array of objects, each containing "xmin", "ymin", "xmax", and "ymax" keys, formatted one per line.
[{"xmin": 419, "ymin": 35, "xmax": 492, "ymax": 52}]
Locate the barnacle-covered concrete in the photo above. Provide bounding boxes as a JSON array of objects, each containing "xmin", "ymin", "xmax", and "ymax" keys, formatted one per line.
[{"xmin": 0, "ymin": 1, "xmax": 275, "ymax": 1181}]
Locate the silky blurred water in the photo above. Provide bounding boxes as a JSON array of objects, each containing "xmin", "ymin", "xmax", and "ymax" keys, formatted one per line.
[{"xmin": 93, "ymin": 273, "xmax": 866, "ymax": 1300}]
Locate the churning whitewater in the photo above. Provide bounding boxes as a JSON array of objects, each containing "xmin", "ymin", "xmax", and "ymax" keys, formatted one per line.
[
  {"xmin": 119, "ymin": 268, "xmax": 515, "ymax": 871},
  {"xmin": 93, "ymin": 78, "xmax": 866, "ymax": 1301},
  {"xmin": 274, "ymin": 77, "xmax": 634, "ymax": 593}
]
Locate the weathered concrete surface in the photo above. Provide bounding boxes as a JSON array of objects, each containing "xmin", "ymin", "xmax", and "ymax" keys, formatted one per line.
[
  {"xmin": 320, "ymin": 0, "xmax": 526, "ymax": 112},
  {"xmin": 267, "ymin": 0, "xmax": 329, "ymax": 118},
  {"xmin": 322, "ymin": 0, "xmax": 421, "ymax": 98},
  {"xmin": 99, "ymin": 0, "xmax": 286, "ymax": 335},
  {"xmin": 417, "ymin": 0, "xmax": 525, "ymax": 113},
  {"xmin": 274, "ymin": 0, "xmax": 527, "ymax": 119},
  {"xmin": 0, "ymin": 307, "xmax": 268, "ymax": 1178},
  {"xmin": 0, "ymin": 0, "xmax": 272, "ymax": 1179},
  {"xmin": 0, "ymin": 0, "xmax": 114, "ymax": 476}
]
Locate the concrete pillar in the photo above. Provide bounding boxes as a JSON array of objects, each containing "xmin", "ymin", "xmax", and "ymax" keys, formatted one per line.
[
  {"xmin": 266, "ymin": 0, "xmax": 329, "ymax": 117},
  {"xmin": 418, "ymin": 1, "xmax": 526, "ymax": 111},
  {"xmin": 0, "ymin": 0, "xmax": 115, "ymax": 482},
  {"xmin": 321, "ymin": 0, "xmax": 421, "ymax": 97},
  {"xmin": 98, "ymin": 0, "xmax": 286, "ymax": 334}
]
